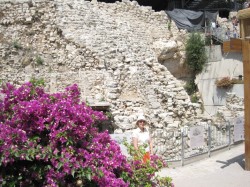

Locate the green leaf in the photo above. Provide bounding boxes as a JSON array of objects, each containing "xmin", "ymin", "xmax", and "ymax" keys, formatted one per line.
[
  {"xmin": 86, "ymin": 173, "xmax": 91, "ymax": 181},
  {"xmin": 26, "ymin": 155, "xmax": 32, "ymax": 161},
  {"xmin": 71, "ymin": 170, "xmax": 75, "ymax": 177},
  {"xmin": 58, "ymin": 162, "xmax": 63, "ymax": 169},
  {"xmin": 98, "ymin": 170, "xmax": 104, "ymax": 177}
]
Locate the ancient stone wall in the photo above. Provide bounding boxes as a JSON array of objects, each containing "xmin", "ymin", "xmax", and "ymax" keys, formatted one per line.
[{"xmin": 0, "ymin": 0, "xmax": 206, "ymax": 158}]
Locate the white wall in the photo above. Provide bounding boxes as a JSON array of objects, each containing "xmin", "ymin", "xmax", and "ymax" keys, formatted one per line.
[{"xmin": 196, "ymin": 45, "xmax": 243, "ymax": 116}]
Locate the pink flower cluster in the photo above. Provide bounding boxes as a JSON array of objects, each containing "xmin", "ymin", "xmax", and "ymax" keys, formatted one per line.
[{"xmin": 0, "ymin": 82, "xmax": 131, "ymax": 186}]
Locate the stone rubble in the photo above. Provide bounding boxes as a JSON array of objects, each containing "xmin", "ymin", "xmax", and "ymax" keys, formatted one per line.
[{"xmin": 216, "ymin": 92, "xmax": 244, "ymax": 123}]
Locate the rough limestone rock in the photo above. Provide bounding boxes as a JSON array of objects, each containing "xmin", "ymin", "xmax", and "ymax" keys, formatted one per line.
[
  {"xmin": 152, "ymin": 37, "xmax": 190, "ymax": 79},
  {"xmin": 153, "ymin": 40, "xmax": 178, "ymax": 61}
]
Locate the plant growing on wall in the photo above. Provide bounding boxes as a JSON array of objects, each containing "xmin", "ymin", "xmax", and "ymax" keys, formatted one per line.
[
  {"xmin": 35, "ymin": 55, "xmax": 44, "ymax": 65},
  {"xmin": 185, "ymin": 32, "xmax": 207, "ymax": 95},
  {"xmin": 167, "ymin": 20, "xmax": 171, "ymax": 31},
  {"xmin": 184, "ymin": 79, "xmax": 197, "ymax": 96},
  {"xmin": 13, "ymin": 40, "xmax": 23, "ymax": 50},
  {"xmin": 185, "ymin": 32, "xmax": 207, "ymax": 75}
]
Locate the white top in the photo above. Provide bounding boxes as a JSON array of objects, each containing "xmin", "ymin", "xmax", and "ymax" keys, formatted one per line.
[
  {"xmin": 132, "ymin": 127, "xmax": 150, "ymax": 152},
  {"xmin": 211, "ymin": 22, "xmax": 216, "ymax": 29}
]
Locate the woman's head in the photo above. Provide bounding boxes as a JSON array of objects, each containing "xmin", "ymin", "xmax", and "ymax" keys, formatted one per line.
[{"xmin": 136, "ymin": 115, "xmax": 147, "ymax": 128}]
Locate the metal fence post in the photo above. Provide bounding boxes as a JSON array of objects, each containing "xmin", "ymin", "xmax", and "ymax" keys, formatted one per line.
[
  {"xmin": 208, "ymin": 124, "xmax": 211, "ymax": 157},
  {"xmin": 228, "ymin": 120, "xmax": 231, "ymax": 150},
  {"xmin": 181, "ymin": 129, "xmax": 185, "ymax": 166}
]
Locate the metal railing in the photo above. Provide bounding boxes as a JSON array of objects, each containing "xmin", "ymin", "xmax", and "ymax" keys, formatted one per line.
[{"xmin": 153, "ymin": 117, "xmax": 244, "ymax": 165}]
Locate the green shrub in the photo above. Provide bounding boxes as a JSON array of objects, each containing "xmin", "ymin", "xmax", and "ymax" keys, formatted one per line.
[
  {"xmin": 185, "ymin": 32, "xmax": 207, "ymax": 96},
  {"xmin": 185, "ymin": 32, "xmax": 207, "ymax": 75}
]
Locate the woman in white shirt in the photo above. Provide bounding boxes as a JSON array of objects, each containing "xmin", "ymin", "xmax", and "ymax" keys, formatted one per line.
[{"xmin": 132, "ymin": 115, "xmax": 153, "ymax": 162}]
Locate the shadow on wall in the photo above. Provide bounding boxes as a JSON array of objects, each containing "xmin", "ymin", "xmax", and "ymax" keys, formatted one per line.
[{"xmin": 215, "ymin": 87, "xmax": 233, "ymax": 105}]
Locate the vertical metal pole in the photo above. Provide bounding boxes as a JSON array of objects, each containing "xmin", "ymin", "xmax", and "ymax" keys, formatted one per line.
[
  {"xmin": 181, "ymin": 129, "xmax": 184, "ymax": 166},
  {"xmin": 228, "ymin": 120, "xmax": 231, "ymax": 150},
  {"xmin": 208, "ymin": 124, "xmax": 211, "ymax": 157}
]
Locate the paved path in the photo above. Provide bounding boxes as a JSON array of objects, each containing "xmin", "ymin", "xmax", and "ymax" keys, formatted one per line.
[{"xmin": 158, "ymin": 143, "xmax": 250, "ymax": 187}]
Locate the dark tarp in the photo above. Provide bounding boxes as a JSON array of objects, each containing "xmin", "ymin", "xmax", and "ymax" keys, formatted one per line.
[
  {"xmin": 165, "ymin": 9, "xmax": 218, "ymax": 31},
  {"xmin": 205, "ymin": 11, "xmax": 218, "ymax": 22}
]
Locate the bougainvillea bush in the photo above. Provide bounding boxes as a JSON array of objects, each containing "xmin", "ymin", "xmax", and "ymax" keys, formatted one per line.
[
  {"xmin": 0, "ymin": 81, "xmax": 173, "ymax": 187},
  {"xmin": 0, "ymin": 81, "xmax": 132, "ymax": 186}
]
